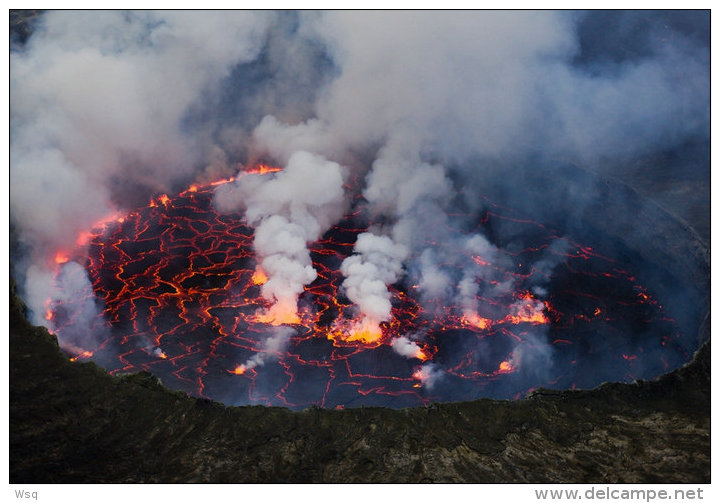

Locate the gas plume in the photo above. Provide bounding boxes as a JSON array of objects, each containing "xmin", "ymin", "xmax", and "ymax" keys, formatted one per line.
[{"xmin": 214, "ymin": 151, "xmax": 346, "ymax": 323}]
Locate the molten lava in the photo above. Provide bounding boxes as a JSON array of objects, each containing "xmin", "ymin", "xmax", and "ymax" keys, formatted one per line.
[
  {"xmin": 246, "ymin": 164, "xmax": 283, "ymax": 175},
  {"xmin": 230, "ymin": 365, "xmax": 247, "ymax": 375},
  {"xmin": 462, "ymin": 313, "xmax": 492, "ymax": 330},
  {"xmin": 331, "ymin": 318, "xmax": 384, "ymax": 345},
  {"xmin": 253, "ymin": 302, "xmax": 301, "ymax": 326},
  {"xmin": 42, "ymin": 168, "xmax": 688, "ymax": 409},
  {"xmin": 54, "ymin": 252, "xmax": 69, "ymax": 264},
  {"xmin": 251, "ymin": 267, "xmax": 268, "ymax": 285},
  {"xmin": 498, "ymin": 360, "xmax": 514, "ymax": 373}
]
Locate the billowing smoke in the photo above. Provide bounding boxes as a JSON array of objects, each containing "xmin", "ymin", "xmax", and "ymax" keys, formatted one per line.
[
  {"xmin": 10, "ymin": 10, "xmax": 274, "ymax": 351},
  {"xmin": 340, "ymin": 233, "xmax": 408, "ymax": 339},
  {"xmin": 299, "ymin": 11, "xmax": 707, "ymax": 165},
  {"xmin": 10, "ymin": 10, "xmax": 708, "ymax": 398},
  {"xmin": 246, "ymin": 10, "xmax": 707, "ymax": 387},
  {"xmin": 24, "ymin": 260, "xmax": 109, "ymax": 351},
  {"xmin": 214, "ymin": 151, "xmax": 346, "ymax": 322}
]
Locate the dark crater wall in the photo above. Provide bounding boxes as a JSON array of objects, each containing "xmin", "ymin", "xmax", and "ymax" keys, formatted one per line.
[
  {"xmin": 8, "ymin": 287, "xmax": 710, "ymax": 483},
  {"xmin": 9, "ymin": 166, "xmax": 710, "ymax": 483}
]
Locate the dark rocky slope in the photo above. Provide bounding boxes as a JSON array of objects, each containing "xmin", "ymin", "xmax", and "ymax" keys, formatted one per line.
[{"xmin": 10, "ymin": 284, "xmax": 709, "ymax": 483}]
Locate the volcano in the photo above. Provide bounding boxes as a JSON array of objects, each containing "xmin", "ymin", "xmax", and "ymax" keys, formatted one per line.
[
  {"xmin": 10, "ymin": 10, "xmax": 710, "ymax": 485},
  {"xmin": 42, "ymin": 163, "xmax": 704, "ymax": 410},
  {"xmin": 10, "ymin": 162, "xmax": 710, "ymax": 484}
]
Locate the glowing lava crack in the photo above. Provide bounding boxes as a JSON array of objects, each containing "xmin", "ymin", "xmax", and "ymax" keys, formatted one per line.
[{"xmin": 43, "ymin": 170, "xmax": 688, "ymax": 409}]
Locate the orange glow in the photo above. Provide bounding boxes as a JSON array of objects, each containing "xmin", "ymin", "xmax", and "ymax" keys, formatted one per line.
[
  {"xmin": 345, "ymin": 320, "xmax": 383, "ymax": 344},
  {"xmin": 40, "ymin": 169, "xmax": 676, "ymax": 410},
  {"xmin": 506, "ymin": 311, "xmax": 547, "ymax": 325},
  {"xmin": 64, "ymin": 211, "xmax": 128, "ymax": 249},
  {"xmin": 463, "ymin": 312, "xmax": 492, "ymax": 330},
  {"xmin": 498, "ymin": 360, "xmax": 515, "ymax": 373},
  {"xmin": 54, "ymin": 252, "xmax": 69, "ymax": 264},
  {"xmin": 209, "ymin": 176, "xmax": 236, "ymax": 186},
  {"xmin": 254, "ymin": 302, "xmax": 300, "ymax": 325},
  {"xmin": 330, "ymin": 318, "xmax": 384, "ymax": 344},
  {"xmin": 505, "ymin": 296, "xmax": 548, "ymax": 325},
  {"xmin": 246, "ymin": 164, "xmax": 283, "ymax": 175},
  {"xmin": 251, "ymin": 267, "xmax": 268, "ymax": 285},
  {"xmin": 76, "ymin": 231, "xmax": 94, "ymax": 246},
  {"xmin": 70, "ymin": 350, "xmax": 93, "ymax": 362}
]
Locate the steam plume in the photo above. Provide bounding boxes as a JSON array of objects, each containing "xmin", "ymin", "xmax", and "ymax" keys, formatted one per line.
[
  {"xmin": 391, "ymin": 335, "xmax": 425, "ymax": 360},
  {"xmin": 215, "ymin": 151, "xmax": 346, "ymax": 323},
  {"xmin": 232, "ymin": 326, "xmax": 295, "ymax": 374},
  {"xmin": 413, "ymin": 363, "xmax": 443, "ymax": 390},
  {"xmin": 11, "ymin": 10, "xmax": 273, "ymax": 350},
  {"xmin": 247, "ymin": 11, "xmax": 707, "ymax": 381}
]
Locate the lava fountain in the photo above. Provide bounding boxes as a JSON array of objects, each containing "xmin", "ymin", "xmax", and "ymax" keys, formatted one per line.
[{"xmin": 41, "ymin": 164, "xmax": 700, "ymax": 410}]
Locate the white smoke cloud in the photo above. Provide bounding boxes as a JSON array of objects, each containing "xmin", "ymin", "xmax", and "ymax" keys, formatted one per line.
[
  {"xmin": 299, "ymin": 11, "xmax": 707, "ymax": 165},
  {"xmin": 340, "ymin": 232, "xmax": 408, "ymax": 327},
  {"xmin": 252, "ymin": 116, "xmax": 339, "ymax": 167},
  {"xmin": 413, "ymin": 363, "xmax": 443, "ymax": 390},
  {"xmin": 12, "ymin": 11, "xmax": 271, "ymax": 197},
  {"xmin": 233, "ymin": 325, "xmax": 295, "ymax": 374},
  {"xmin": 10, "ymin": 147, "xmax": 116, "ymax": 255},
  {"xmin": 245, "ymin": 11, "xmax": 707, "ymax": 343},
  {"xmin": 391, "ymin": 335, "xmax": 425, "ymax": 360},
  {"xmin": 23, "ymin": 265, "xmax": 56, "ymax": 328},
  {"xmin": 416, "ymin": 249, "xmax": 452, "ymax": 301},
  {"xmin": 337, "ymin": 149, "xmax": 456, "ymax": 329},
  {"xmin": 26, "ymin": 261, "xmax": 109, "ymax": 353},
  {"xmin": 298, "ymin": 11, "xmax": 576, "ymax": 159},
  {"xmin": 511, "ymin": 331, "xmax": 555, "ymax": 383},
  {"xmin": 11, "ymin": 10, "xmax": 274, "ymax": 332},
  {"xmin": 215, "ymin": 150, "xmax": 346, "ymax": 322},
  {"xmin": 249, "ymin": 13, "xmax": 708, "ymax": 320}
]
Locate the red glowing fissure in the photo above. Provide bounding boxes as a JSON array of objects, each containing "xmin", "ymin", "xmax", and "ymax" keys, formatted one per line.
[{"xmin": 43, "ymin": 166, "xmax": 684, "ymax": 409}]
